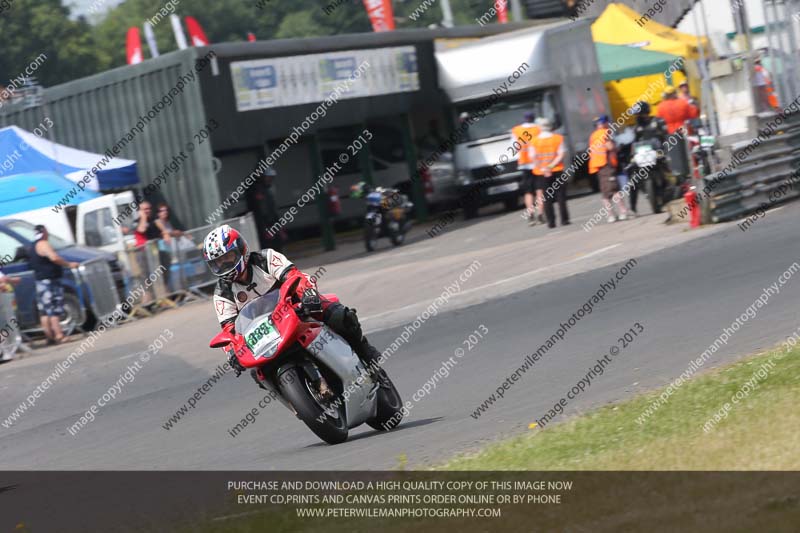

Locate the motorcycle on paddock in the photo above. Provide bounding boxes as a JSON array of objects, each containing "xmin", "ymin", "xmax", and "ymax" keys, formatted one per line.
[{"xmin": 209, "ymin": 275, "xmax": 403, "ymax": 444}]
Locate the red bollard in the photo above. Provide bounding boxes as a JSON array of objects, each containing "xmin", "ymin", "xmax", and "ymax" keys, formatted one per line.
[{"xmin": 684, "ymin": 188, "xmax": 701, "ymax": 228}]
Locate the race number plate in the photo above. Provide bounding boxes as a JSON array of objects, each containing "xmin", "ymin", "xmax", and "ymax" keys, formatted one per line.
[{"xmin": 245, "ymin": 317, "xmax": 280, "ymax": 355}]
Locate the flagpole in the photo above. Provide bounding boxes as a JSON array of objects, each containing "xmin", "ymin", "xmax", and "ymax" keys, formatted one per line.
[
  {"xmin": 440, "ymin": 0, "xmax": 454, "ymax": 28},
  {"xmin": 170, "ymin": 14, "xmax": 188, "ymax": 50}
]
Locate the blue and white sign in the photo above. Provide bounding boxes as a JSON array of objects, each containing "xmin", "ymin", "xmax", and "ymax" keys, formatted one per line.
[{"xmin": 230, "ymin": 46, "xmax": 419, "ymax": 112}]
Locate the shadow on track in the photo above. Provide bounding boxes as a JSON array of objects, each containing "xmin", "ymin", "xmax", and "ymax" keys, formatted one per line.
[{"xmin": 301, "ymin": 417, "xmax": 444, "ymax": 449}]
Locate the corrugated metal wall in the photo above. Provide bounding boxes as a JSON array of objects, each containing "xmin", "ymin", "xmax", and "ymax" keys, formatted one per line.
[{"xmin": 0, "ymin": 48, "xmax": 220, "ymax": 229}]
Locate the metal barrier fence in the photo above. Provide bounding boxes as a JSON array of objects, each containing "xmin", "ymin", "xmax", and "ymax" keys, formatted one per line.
[
  {"xmin": 74, "ymin": 259, "xmax": 122, "ymax": 326},
  {"xmin": 117, "ymin": 241, "xmax": 172, "ymax": 317},
  {"xmin": 0, "ymin": 290, "xmax": 21, "ymax": 362},
  {"xmin": 706, "ymin": 113, "xmax": 800, "ymax": 223}
]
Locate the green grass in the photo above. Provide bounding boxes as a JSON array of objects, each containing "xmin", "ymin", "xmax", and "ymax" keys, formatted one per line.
[{"xmin": 439, "ymin": 345, "xmax": 800, "ymax": 470}]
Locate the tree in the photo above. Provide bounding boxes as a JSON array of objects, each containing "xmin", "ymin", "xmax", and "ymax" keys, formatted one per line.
[
  {"xmin": 2, "ymin": 0, "xmax": 506, "ymax": 86},
  {"xmin": 0, "ymin": 0, "xmax": 104, "ymax": 88}
]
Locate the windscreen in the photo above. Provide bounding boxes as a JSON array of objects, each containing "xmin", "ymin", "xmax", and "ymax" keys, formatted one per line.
[
  {"xmin": 235, "ymin": 291, "xmax": 281, "ymax": 334},
  {"xmin": 458, "ymin": 90, "xmax": 561, "ymax": 142}
]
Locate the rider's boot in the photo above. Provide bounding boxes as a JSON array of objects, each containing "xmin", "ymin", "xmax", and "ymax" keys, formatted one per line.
[
  {"xmin": 323, "ymin": 303, "xmax": 383, "ymax": 377},
  {"xmin": 353, "ymin": 336, "xmax": 383, "ymax": 377}
]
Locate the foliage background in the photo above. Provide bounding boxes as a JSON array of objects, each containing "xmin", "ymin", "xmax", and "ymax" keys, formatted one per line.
[{"xmin": 0, "ymin": 0, "xmax": 495, "ymax": 87}]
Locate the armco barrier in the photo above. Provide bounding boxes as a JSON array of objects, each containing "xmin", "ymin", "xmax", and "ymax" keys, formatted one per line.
[{"xmin": 707, "ymin": 113, "xmax": 800, "ymax": 223}]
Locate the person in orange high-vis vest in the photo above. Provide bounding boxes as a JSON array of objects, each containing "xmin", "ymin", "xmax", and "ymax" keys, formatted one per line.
[
  {"xmin": 532, "ymin": 117, "xmax": 569, "ymax": 228},
  {"xmin": 754, "ymin": 58, "xmax": 779, "ymax": 111},
  {"xmin": 589, "ymin": 115, "xmax": 628, "ymax": 223},
  {"xmin": 511, "ymin": 112, "xmax": 542, "ymax": 225}
]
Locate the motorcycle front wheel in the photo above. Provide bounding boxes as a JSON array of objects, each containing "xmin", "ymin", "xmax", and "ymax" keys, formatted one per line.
[
  {"xmin": 367, "ymin": 368, "xmax": 404, "ymax": 431},
  {"xmin": 278, "ymin": 367, "xmax": 348, "ymax": 444},
  {"xmin": 364, "ymin": 225, "xmax": 379, "ymax": 252}
]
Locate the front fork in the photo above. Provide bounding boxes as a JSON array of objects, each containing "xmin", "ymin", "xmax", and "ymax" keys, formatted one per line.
[{"xmin": 250, "ymin": 367, "xmax": 297, "ymax": 415}]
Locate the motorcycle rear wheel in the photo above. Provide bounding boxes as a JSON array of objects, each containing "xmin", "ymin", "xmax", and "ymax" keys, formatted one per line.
[
  {"xmin": 278, "ymin": 367, "xmax": 348, "ymax": 445},
  {"xmin": 366, "ymin": 369, "xmax": 404, "ymax": 431},
  {"xmin": 390, "ymin": 231, "xmax": 405, "ymax": 246}
]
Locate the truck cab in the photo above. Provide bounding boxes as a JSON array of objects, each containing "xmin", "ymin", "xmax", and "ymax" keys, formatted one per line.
[
  {"xmin": 435, "ymin": 20, "xmax": 608, "ymax": 217},
  {"xmin": 75, "ymin": 191, "xmax": 137, "ymax": 256}
]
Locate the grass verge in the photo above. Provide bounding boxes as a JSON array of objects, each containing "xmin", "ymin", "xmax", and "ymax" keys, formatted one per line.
[{"xmin": 439, "ymin": 344, "xmax": 800, "ymax": 470}]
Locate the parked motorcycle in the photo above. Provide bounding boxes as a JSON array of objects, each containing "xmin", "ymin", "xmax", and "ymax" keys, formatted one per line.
[
  {"xmin": 209, "ymin": 275, "xmax": 404, "ymax": 444},
  {"xmin": 352, "ymin": 182, "xmax": 414, "ymax": 252},
  {"xmin": 686, "ymin": 118, "xmax": 717, "ymax": 179}
]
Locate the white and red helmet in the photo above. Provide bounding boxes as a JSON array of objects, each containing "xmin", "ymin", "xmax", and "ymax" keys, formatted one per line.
[{"xmin": 203, "ymin": 225, "xmax": 249, "ymax": 281}]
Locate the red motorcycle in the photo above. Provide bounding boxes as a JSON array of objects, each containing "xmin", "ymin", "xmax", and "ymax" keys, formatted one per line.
[{"xmin": 209, "ymin": 274, "xmax": 403, "ymax": 444}]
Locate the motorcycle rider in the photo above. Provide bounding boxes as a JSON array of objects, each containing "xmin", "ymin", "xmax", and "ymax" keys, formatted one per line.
[
  {"xmin": 630, "ymin": 101, "xmax": 670, "ymax": 211},
  {"xmin": 203, "ymin": 224, "xmax": 382, "ymax": 396}
]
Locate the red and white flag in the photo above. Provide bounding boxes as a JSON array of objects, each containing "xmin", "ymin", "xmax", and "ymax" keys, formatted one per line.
[
  {"xmin": 185, "ymin": 16, "xmax": 210, "ymax": 46},
  {"xmin": 495, "ymin": 0, "xmax": 509, "ymax": 23},
  {"xmin": 126, "ymin": 27, "xmax": 143, "ymax": 65},
  {"xmin": 362, "ymin": 0, "xmax": 395, "ymax": 32}
]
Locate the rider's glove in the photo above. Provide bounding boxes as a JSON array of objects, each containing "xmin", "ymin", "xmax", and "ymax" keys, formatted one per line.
[
  {"xmin": 226, "ymin": 347, "xmax": 246, "ymax": 377},
  {"xmin": 299, "ymin": 287, "xmax": 323, "ymax": 321},
  {"xmin": 220, "ymin": 323, "xmax": 246, "ymax": 377}
]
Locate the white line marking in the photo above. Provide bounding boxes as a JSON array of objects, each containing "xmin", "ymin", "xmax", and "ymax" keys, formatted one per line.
[
  {"xmin": 402, "ymin": 246, "xmax": 434, "ymax": 256},
  {"xmin": 361, "ymin": 243, "xmax": 622, "ymax": 322}
]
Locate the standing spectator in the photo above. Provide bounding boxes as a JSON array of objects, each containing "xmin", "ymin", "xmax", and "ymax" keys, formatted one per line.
[
  {"xmin": 155, "ymin": 203, "xmax": 186, "ymax": 291},
  {"xmin": 531, "ymin": 118, "xmax": 569, "ymax": 228},
  {"xmin": 247, "ymin": 166, "xmax": 286, "ymax": 252},
  {"xmin": 589, "ymin": 115, "xmax": 628, "ymax": 223},
  {"xmin": 133, "ymin": 201, "xmax": 167, "ymax": 247},
  {"xmin": 511, "ymin": 112, "xmax": 542, "ymax": 225},
  {"xmin": 128, "ymin": 201, "xmax": 168, "ymax": 303},
  {"xmin": 155, "ymin": 203, "xmax": 185, "ymax": 241},
  {"xmin": 753, "ymin": 58, "xmax": 779, "ymax": 112},
  {"xmin": 30, "ymin": 225, "xmax": 78, "ymax": 345}
]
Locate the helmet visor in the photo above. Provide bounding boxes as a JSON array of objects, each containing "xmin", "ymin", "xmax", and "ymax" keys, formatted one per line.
[{"xmin": 207, "ymin": 248, "xmax": 242, "ymax": 276}]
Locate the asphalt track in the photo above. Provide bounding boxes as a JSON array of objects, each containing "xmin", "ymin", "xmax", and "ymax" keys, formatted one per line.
[{"xmin": 1, "ymin": 203, "xmax": 799, "ymax": 470}]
